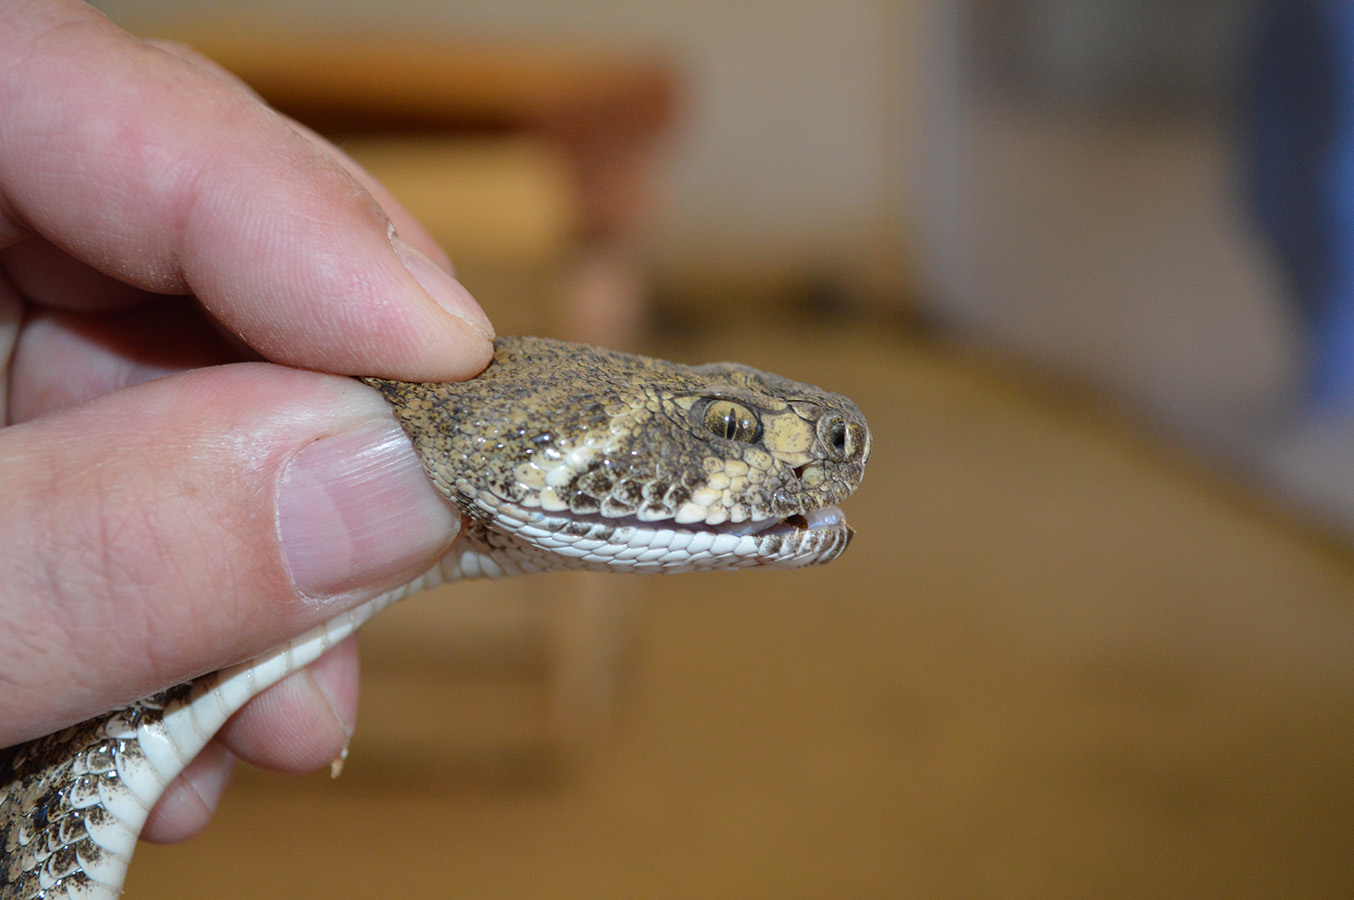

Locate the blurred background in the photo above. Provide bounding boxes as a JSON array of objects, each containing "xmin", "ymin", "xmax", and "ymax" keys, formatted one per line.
[{"xmin": 92, "ymin": 1, "xmax": 1354, "ymax": 897}]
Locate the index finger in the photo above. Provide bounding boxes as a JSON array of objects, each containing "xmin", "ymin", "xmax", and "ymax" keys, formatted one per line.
[{"xmin": 0, "ymin": 1, "xmax": 494, "ymax": 381}]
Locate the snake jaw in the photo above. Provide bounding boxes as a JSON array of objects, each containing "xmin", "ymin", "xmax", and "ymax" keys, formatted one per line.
[{"xmin": 451, "ymin": 492, "xmax": 854, "ymax": 577}]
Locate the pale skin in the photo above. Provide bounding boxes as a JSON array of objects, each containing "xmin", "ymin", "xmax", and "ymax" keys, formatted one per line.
[{"xmin": 0, "ymin": 1, "xmax": 496, "ymax": 842}]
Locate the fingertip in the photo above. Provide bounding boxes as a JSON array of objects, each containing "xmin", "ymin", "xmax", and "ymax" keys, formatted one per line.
[
  {"xmin": 141, "ymin": 741, "xmax": 235, "ymax": 844},
  {"xmin": 217, "ymin": 638, "xmax": 360, "ymax": 774},
  {"xmin": 392, "ymin": 236, "xmax": 492, "ymax": 338},
  {"xmin": 0, "ymin": 10, "xmax": 493, "ymax": 384},
  {"xmin": 307, "ymin": 635, "xmax": 361, "ymax": 743},
  {"xmin": 387, "ymin": 236, "xmax": 496, "ymax": 381}
]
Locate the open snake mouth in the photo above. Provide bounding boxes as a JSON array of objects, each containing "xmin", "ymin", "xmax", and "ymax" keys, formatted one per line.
[{"xmin": 467, "ymin": 497, "xmax": 853, "ymax": 574}]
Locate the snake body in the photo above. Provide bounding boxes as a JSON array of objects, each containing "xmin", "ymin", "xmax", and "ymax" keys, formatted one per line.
[{"xmin": 0, "ymin": 336, "xmax": 870, "ymax": 899}]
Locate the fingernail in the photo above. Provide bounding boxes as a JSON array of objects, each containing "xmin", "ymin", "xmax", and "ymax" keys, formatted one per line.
[
  {"xmin": 392, "ymin": 235, "xmax": 494, "ymax": 340},
  {"xmin": 278, "ymin": 421, "xmax": 460, "ymax": 598}
]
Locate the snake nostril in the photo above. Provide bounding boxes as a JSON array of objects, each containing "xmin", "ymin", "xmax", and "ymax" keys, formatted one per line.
[
  {"xmin": 822, "ymin": 416, "xmax": 844, "ymax": 457},
  {"xmin": 821, "ymin": 414, "xmax": 855, "ymax": 461},
  {"xmin": 817, "ymin": 415, "xmax": 870, "ymax": 464}
]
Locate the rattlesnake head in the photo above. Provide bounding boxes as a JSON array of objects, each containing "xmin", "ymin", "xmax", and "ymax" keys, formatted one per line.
[{"xmin": 364, "ymin": 336, "xmax": 870, "ymax": 576}]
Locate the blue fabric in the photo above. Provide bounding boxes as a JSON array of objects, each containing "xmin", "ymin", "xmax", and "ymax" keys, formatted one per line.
[{"xmin": 1244, "ymin": 0, "xmax": 1354, "ymax": 408}]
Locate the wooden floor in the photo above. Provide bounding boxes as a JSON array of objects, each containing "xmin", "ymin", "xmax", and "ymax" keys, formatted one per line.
[{"xmin": 128, "ymin": 319, "xmax": 1354, "ymax": 899}]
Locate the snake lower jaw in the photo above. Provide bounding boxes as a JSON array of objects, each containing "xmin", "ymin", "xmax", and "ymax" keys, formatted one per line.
[{"xmin": 463, "ymin": 498, "xmax": 854, "ymax": 575}]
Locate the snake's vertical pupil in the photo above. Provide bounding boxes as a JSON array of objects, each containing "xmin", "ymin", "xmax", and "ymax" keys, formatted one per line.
[{"xmin": 703, "ymin": 400, "xmax": 761, "ymax": 443}]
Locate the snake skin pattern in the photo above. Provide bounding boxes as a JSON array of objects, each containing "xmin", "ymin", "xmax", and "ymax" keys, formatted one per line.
[{"xmin": 0, "ymin": 336, "xmax": 870, "ymax": 899}]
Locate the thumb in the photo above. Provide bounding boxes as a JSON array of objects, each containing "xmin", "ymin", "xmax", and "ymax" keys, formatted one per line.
[{"xmin": 0, "ymin": 363, "xmax": 458, "ymax": 746}]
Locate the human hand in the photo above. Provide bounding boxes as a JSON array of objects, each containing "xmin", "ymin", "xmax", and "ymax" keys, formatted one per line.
[{"xmin": 0, "ymin": 0, "xmax": 494, "ymax": 842}]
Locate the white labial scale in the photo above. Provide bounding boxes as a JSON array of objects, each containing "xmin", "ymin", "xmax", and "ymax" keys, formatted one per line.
[
  {"xmin": 689, "ymin": 487, "xmax": 721, "ymax": 508},
  {"xmin": 710, "ymin": 533, "xmax": 742, "ymax": 557},
  {"xmin": 538, "ymin": 533, "xmax": 573, "ymax": 552},
  {"xmin": 581, "ymin": 540, "xmax": 617, "ymax": 560},
  {"xmin": 646, "ymin": 529, "xmax": 675, "ymax": 550},
  {"xmin": 633, "ymin": 527, "xmax": 663, "ymax": 549},
  {"xmin": 674, "ymin": 502, "xmax": 707, "ymax": 524},
  {"xmin": 578, "ymin": 549, "xmax": 608, "ymax": 567},
  {"xmin": 598, "ymin": 535, "xmax": 628, "ymax": 557},
  {"xmin": 686, "ymin": 532, "xmax": 716, "ymax": 556},
  {"xmin": 545, "ymin": 543, "xmax": 593, "ymax": 560},
  {"xmin": 514, "ymin": 522, "xmax": 552, "ymax": 544},
  {"xmin": 661, "ymin": 548, "xmax": 692, "ymax": 566},
  {"xmin": 667, "ymin": 531, "xmax": 694, "ymax": 553},
  {"xmin": 571, "ymin": 537, "xmax": 607, "ymax": 553}
]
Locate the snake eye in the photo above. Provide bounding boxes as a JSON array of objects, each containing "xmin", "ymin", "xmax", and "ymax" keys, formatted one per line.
[{"xmin": 702, "ymin": 400, "xmax": 762, "ymax": 443}]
